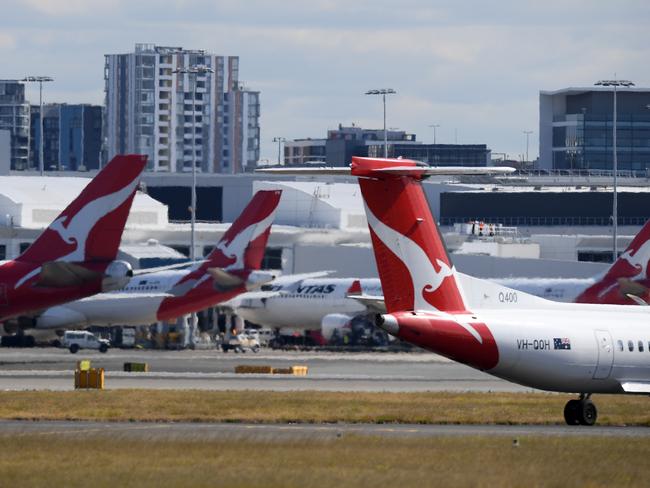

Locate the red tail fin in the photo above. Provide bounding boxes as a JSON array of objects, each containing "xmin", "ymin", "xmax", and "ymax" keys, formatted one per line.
[
  {"xmin": 206, "ymin": 190, "xmax": 282, "ymax": 270},
  {"xmin": 353, "ymin": 157, "xmax": 467, "ymax": 314},
  {"xmin": 17, "ymin": 155, "xmax": 147, "ymax": 265},
  {"xmin": 576, "ymin": 219, "xmax": 650, "ymax": 303}
]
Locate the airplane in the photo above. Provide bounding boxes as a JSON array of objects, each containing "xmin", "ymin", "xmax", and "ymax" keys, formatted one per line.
[
  {"xmin": 227, "ymin": 222, "xmax": 650, "ymax": 344},
  {"xmin": 261, "ymin": 157, "xmax": 650, "ymax": 426},
  {"xmin": 228, "ymin": 276, "xmax": 383, "ymax": 342},
  {"xmin": 28, "ymin": 190, "xmax": 282, "ymax": 331},
  {"xmin": 0, "ymin": 155, "xmax": 147, "ymax": 345}
]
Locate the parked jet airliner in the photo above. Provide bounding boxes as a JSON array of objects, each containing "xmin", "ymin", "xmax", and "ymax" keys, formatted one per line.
[
  {"xmin": 261, "ymin": 158, "xmax": 650, "ymax": 425},
  {"xmin": 28, "ymin": 190, "xmax": 281, "ymax": 330},
  {"xmin": 0, "ymin": 155, "xmax": 147, "ymax": 344}
]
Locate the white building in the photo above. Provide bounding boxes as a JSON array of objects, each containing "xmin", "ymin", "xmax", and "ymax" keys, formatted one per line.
[{"xmin": 104, "ymin": 44, "xmax": 260, "ymax": 174}]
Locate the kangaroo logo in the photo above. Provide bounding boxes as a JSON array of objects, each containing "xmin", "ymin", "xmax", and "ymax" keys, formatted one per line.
[
  {"xmin": 214, "ymin": 209, "xmax": 276, "ymax": 271},
  {"xmin": 364, "ymin": 202, "xmax": 457, "ymax": 311},
  {"xmin": 15, "ymin": 176, "xmax": 140, "ymax": 289},
  {"xmin": 615, "ymin": 239, "xmax": 650, "ymax": 280}
]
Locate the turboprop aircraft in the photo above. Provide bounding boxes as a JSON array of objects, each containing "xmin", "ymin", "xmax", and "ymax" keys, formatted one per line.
[
  {"xmin": 28, "ymin": 190, "xmax": 281, "ymax": 330},
  {"xmin": 259, "ymin": 157, "xmax": 650, "ymax": 426},
  {"xmin": 0, "ymin": 155, "xmax": 147, "ymax": 344}
]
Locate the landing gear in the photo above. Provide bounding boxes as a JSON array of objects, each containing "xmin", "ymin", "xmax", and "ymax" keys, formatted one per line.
[{"xmin": 564, "ymin": 394, "xmax": 597, "ymax": 426}]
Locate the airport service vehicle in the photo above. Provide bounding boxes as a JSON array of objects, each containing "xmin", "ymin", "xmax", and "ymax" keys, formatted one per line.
[
  {"xmin": 0, "ymin": 155, "xmax": 147, "ymax": 345},
  {"xmin": 221, "ymin": 332, "xmax": 261, "ymax": 353},
  {"xmin": 62, "ymin": 330, "xmax": 110, "ymax": 354},
  {"xmin": 262, "ymin": 157, "xmax": 650, "ymax": 426},
  {"xmin": 30, "ymin": 190, "xmax": 282, "ymax": 330}
]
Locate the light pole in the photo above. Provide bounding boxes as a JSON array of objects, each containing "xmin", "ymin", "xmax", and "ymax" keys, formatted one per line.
[
  {"xmin": 173, "ymin": 64, "xmax": 213, "ymax": 348},
  {"xmin": 429, "ymin": 124, "xmax": 440, "ymax": 144},
  {"xmin": 365, "ymin": 88, "xmax": 396, "ymax": 158},
  {"xmin": 22, "ymin": 76, "xmax": 53, "ymax": 175},
  {"xmin": 595, "ymin": 78, "xmax": 634, "ymax": 261},
  {"xmin": 272, "ymin": 137, "xmax": 286, "ymax": 165},
  {"xmin": 523, "ymin": 130, "xmax": 533, "ymax": 166}
]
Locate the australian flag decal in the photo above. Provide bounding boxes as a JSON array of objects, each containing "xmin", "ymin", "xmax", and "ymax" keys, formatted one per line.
[{"xmin": 554, "ymin": 337, "xmax": 571, "ymax": 350}]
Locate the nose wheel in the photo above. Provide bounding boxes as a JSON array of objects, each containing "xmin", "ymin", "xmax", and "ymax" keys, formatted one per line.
[{"xmin": 564, "ymin": 395, "xmax": 597, "ymax": 426}]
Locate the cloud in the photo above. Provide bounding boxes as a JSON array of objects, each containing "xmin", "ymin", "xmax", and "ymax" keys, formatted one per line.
[{"xmin": 1, "ymin": 0, "xmax": 649, "ymax": 162}]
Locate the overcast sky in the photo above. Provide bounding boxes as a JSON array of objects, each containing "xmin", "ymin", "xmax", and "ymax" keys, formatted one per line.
[{"xmin": 2, "ymin": 0, "xmax": 649, "ymax": 162}]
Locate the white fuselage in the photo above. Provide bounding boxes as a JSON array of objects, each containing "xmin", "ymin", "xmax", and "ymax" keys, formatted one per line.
[
  {"xmin": 36, "ymin": 270, "xmax": 188, "ymax": 329},
  {"xmin": 230, "ymin": 278, "xmax": 382, "ymax": 330}
]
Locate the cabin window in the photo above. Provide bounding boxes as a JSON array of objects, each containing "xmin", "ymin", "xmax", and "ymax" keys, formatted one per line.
[
  {"xmin": 628, "ymin": 340, "xmax": 634, "ymax": 352},
  {"xmin": 639, "ymin": 341, "xmax": 644, "ymax": 352},
  {"xmin": 617, "ymin": 340, "xmax": 624, "ymax": 351}
]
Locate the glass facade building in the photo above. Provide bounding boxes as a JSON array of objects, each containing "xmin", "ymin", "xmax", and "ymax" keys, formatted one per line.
[
  {"xmin": 540, "ymin": 88, "xmax": 650, "ymax": 172},
  {"xmin": 0, "ymin": 81, "xmax": 30, "ymax": 170}
]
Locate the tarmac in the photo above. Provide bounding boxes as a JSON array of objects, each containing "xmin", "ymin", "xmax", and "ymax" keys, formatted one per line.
[
  {"xmin": 0, "ymin": 420, "xmax": 647, "ymax": 439},
  {"xmin": 0, "ymin": 347, "xmax": 533, "ymax": 392}
]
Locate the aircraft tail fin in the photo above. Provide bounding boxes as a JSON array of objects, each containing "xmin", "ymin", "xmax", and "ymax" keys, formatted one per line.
[
  {"xmin": 205, "ymin": 190, "xmax": 282, "ymax": 270},
  {"xmin": 352, "ymin": 157, "xmax": 467, "ymax": 314},
  {"xmin": 17, "ymin": 155, "xmax": 147, "ymax": 265},
  {"xmin": 576, "ymin": 219, "xmax": 650, "ymax": 303}
]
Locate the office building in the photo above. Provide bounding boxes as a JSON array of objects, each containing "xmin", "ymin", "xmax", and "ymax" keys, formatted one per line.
[
  {"xmin": 540, "ymin": 87, "xmax": 650, "ymax": 172},
  {"xmin": 367, "ymin": 143, "xmax": 491, "ymax": 166},
  {"xmin": 30, "ymin": 104, "xmax": 102, "ymax": 171},
  {"xmin": 0, "ymin": 80, "xmax": 30, "ymax": 170},
  {"xmin": 104, "ymin": 43, "xmax": 260, "ymax": 173}
]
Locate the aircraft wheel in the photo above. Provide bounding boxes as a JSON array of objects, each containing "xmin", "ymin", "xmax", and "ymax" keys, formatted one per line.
[
  {"xmin": 563, "ymin": 399, "xmax": 581, "ymax": 425},
  {"xmin": 578, "ymin": 399, "xmax": 597, "ymax": 426}
]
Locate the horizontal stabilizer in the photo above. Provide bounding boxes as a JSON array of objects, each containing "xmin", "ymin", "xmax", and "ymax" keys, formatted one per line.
[
  {"xmin": 208, "ymin": 267, "xmax": 245, "ymax": 288},
  {"xmin": 257, "ymin": 164, "xmax": 514, "ymax": 177},
  {"xmin": 35, "ymin": 261, "xmax": 101, "ymax": 288},
  {"xmin": 132, "ymin": 260, "xmax": 208, "ymax": 276},
  {"xmin": 621, "ymin": 382, "xmax": 650, "ymax": 393},
  {"xmin": 347, "ymin": 294, "xmax": 387, "ymax": 314}
]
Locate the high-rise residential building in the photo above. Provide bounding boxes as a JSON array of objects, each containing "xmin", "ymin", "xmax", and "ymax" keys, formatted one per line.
[
  {"xmin": 104, "ymin": 43, "xmax": 260, "ymax": 173},
  {"xmin": 30, "ymin": 104, "xmax": 102, "ymax": 171},
  {"xmin": 0, "ymin": 80, "xmax": 30, "ymax": 170},
  {"xmin": 540, "ymin": 87, "xmax": 650, "ymax": 172}
]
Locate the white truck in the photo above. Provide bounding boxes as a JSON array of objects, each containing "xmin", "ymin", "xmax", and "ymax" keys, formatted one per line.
[{"xmin": 62, "ymin": 331, "xmax": 110, "ymax": 354}]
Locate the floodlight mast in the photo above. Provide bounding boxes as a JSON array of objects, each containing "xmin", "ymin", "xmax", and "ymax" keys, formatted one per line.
[
  {"xmin": 595, "ymin": 78, "xmax": 634, "ymax": 261},
  {"xmin": 365, "ymin": 88, "xmax": 396, "ymax": 158},
  {"xmin": 172, "ymin": 64, "xmax": 214, "ymax": 349}
]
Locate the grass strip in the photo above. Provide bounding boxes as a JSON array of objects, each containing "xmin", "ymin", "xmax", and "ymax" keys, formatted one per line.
[
  {"xmin": 0, "ymin": 390, "xmax": 648, "ymax": 425},
  {"xmin": 0, "ymin": 434, "xmax": 648, "ymax": 488}
]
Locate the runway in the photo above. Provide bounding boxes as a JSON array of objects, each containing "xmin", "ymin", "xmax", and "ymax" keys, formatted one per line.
[
  {"xmin": 0, "ymin": 420, "xmax": 647, "ymax": 439},
  {"xmin": 0, "ymin": 348, "xmax": 533, "ymax": 392}
]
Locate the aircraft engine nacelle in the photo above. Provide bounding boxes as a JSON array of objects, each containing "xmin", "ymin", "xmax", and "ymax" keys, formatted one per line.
[
  {"xmin": 321, "ymin": 313, "xmax": 353, "ymax": 342},
  {"xmin": 34, "ymin": 306, "xmax": 87, "ymax": 330},
  {"xmin": 245, "ymin": 271, "xmax": 278, "ymax": 291},
  {"xmin": 101, "ymin": 260, "xmax": 133, "ymax": 292}
]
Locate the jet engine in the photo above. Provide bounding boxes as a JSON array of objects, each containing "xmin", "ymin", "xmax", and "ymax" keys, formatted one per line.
[
  {"xmin": 320, "ymin": 313, "xmax": 353, "ymax": 342},
  {"xmin": 34, "ymin": 306, "xmax": 87, "ymax": 329},
  {"xmin": 101, "ymin": 260, "xmax": 133, "ymax": 292}
]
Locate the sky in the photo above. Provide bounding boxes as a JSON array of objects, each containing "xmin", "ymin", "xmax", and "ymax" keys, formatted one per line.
[{"xmin": 2, "ymin": 0, "xmax": 649, "ymax": 163}]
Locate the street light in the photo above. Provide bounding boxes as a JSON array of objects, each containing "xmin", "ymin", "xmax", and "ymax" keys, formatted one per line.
[
  {"xmin": 595, "ymin": 78, "xmax": 635, "ymax": 261},
  {"xmin": 22, "ymin": 76, "xmax": 53, "ymax": 175},
  {"xmin": 272, "ymin": 137, "xmax": 286, "ymax": 165},
  {"xmin": 173, "ymin": 64, "xmax": 214, "ymax": 348},
  {"xmin": 523, "ymin": 130, "xmax": 533, "ymax": 166},
  {"xmin": 428, "ymin": 124, "xmax": 440, "ymax": 144},
  {"xmin": 365, "ymin": 88, "xmax": 396, "ymax": 158}
]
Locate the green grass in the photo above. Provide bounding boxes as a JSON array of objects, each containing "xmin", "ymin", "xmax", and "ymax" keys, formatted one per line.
[
  {"xmin": 0, "ymin": 390, "xmax": 648, "ymax": 425},
  {"xmin": 0, "ymin": 434, "xmax": 648, "ymax": 488}
]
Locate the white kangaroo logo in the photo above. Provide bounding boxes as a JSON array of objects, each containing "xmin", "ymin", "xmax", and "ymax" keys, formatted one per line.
[
  {"xmin": 15, "ymin": 176, "xmax": 140, "ymax": 289},
  {"xmin": 617, "ymin": 239, "xmax": 650, "ymax": 279},
  {"xmin": 364, "ymin": 202, "xmax": 455, "ymax": 311},
  {"xmin": 364, "ymin": 203, "xmax": 482, "ymax": 342}
]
